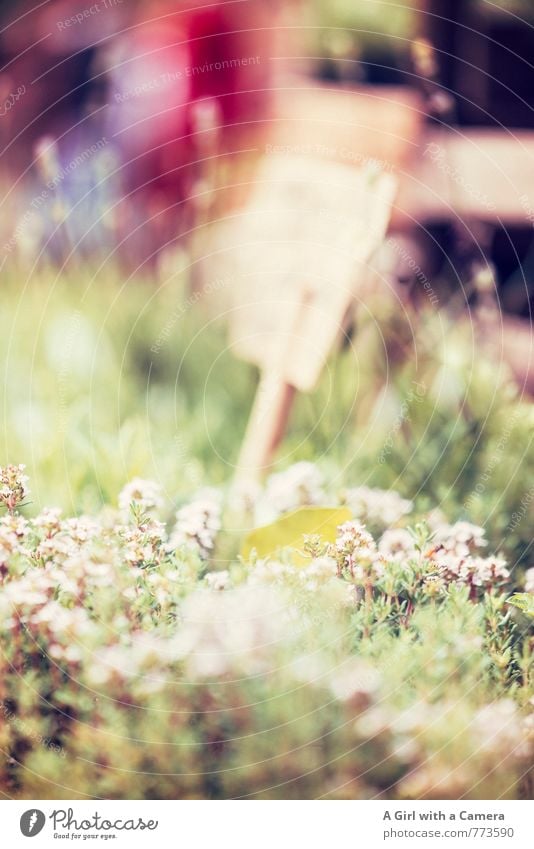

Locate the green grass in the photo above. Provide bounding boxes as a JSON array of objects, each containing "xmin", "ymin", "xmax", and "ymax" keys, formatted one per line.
[
  {"xmin": 1, "ymin": 262, "xmax": 534, "ymax": 571},
  {"xmin": 1, "ymin": 262, "xmax": 533, "ymax": 800}
]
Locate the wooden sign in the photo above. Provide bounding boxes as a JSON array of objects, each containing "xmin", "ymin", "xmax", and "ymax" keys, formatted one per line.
[{"xmin": 228, "ymin": 155, "xmax": 396, "ymax": 482}]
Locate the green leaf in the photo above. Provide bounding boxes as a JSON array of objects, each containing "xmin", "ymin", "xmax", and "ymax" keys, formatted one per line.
[
  {"xmin": 506, "ymin": 593, "xmax": 534, "ymax": 618},
  {"xmin": 241, "ymin": 505, "xmax": 351, "ymax": 563}
]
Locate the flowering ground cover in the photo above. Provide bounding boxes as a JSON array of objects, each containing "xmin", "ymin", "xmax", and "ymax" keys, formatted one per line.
[
  {"xmin": 0, "ymin": 459, "xmax": 532, "ymax": 800},
  {"xmin": 1, "ymin": 269, "xmax": 533, "ymax": 799}
]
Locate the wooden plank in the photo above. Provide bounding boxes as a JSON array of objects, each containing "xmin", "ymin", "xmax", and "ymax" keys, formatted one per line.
[
  {"xmin": 269, "ymin": 82, "xmax": 534, "ymax": 224},
  {"xmin": 403, "ymin": 129, "xmax": 534, "ymax": 223},
  {"xmin": 230, "ymin": 155, "xmax": 396, "ymax": 391}
]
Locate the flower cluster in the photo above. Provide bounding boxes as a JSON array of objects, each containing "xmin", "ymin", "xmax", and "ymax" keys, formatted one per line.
[
  {"xmin": 167, "ymin": 488, "xmax": 221, "ymax": 560},
  {"xmin": 426, "ymin": 521, "xmax": 509, "ymax": 593},
  {"xmin": 378, "ymin": 528, "xmax": 417, "ymax": 561},
  {"xmin": 121, "ymin": 516, "xmax": 167, "ymax": 567},
  {"xmin": 0, "ymin": 513, "xmax": 30, "ymax": 568},
  {"xmin": 436, "ymin": 553, "xmax": 509, "ymax": 590},
  {"xmin": 204, "ymin": 569, "xmax": 230, "ymax": 591},
  {"xmin": 173, "ymin": 586, "xmax": 292, "ymax": 678},
  {"xmin": 329, "ymin": 520, "xmax": 384, "ymax": 582},
  {"xmin": 118, "ymin": 477, "xmax": 164, "ymax": 514},
  {"xmin": 432, "ymin": 520, "xmax": 487, "ymax": 556},
  {"xmin": 0, "ymin": 464, "xmax": 29, "ymax": 513},
  {"xmin": 0, "ymin": 464, "xmax": 530, "ymax": 801},
  {"xmin": 262, "ymin": 461, "xmax": 325, "ymax": 518},
  {"xmin": 344, "ymin": 486, "xmax": 413, "ymax": 527}
]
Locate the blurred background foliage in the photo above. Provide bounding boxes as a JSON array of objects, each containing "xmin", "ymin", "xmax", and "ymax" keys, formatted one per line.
[
  {"xmin": 2, "ymin": 263, "xmax": 533, "ymax": 572},
  {"xmin": 0, "ymin": 0, "xmax": 533, "ymax": 571},
  {"xmin": 0, "ymin": 0, "xmax": 533, "ymax": 805},
  {"xmin": 309, "ymin": 0, "xmax": 417, "ymax": 82}
]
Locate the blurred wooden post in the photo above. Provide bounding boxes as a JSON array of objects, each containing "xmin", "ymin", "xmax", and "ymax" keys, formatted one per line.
[
  {"xmin": 236, "ymin": 285, "xmax": 313, "ymax": 479},
  {"xmin": 236, "ymin": 375, "xmax": 296, "ymax": 479},
  {"xmin": 229, "ymin": 155, "xmax": 397, "ymax": 485}
]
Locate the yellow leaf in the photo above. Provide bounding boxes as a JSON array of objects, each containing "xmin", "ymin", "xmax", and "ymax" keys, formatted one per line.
[
  {"xmin": 241, "ymin": 505, "xmax": 351, "ymax": 563},
  {"xmin": 506, "ymin": 593, "xmax": 534, "ymax": 618}
]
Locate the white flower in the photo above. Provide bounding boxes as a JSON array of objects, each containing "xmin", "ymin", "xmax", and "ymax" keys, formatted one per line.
[
  {"xmin": 0, "ymin": 514, "xmax": 29, "ymax": 539},
  {"xmin": 434, "ymin": 552, "xmax": 509, "ymax": 589},
  {"xmin": 247, "ymin": 559, "xmax": 292, "ymax": 585},
  {"xmin": 33, "ymin": 533, "xmax": 79, "ymax": 565},
  {"xmin": 2, "ymin": 570, "xmax": 55, "ymax": 608},
  {"xmin": 344, "ymin": 486, "xmax": 412, "ymax": 526},
  {"xmin": 524, "ymin": 567, "xmax": 534, "ymax": 593},
  {"xmin": 49, "ymin": 555, "xmax": 117, "ymax": 591},
  {"xmin": 228, "ymin": 479, "xmax": 262, "ymax": 516},
  {"xmin": 296, "ymin": 556, "xmax": 339, "ymax": 591},
  {"xmin": 263, "ymin": 462, "xmax": 325, "ymax": 517},
  {"xmin": 62, "ymin": 516, "xmax": 101, "ymax": 545},
  {"xmin": 0, "ymin": 464, "xmax": 30, "ymax": 512},
  {"xmin": 33, "ymin": 507, "xmax": 62, "ymax": 537},
  {"xmin": 121, "ymin": 518, "xmax": 167, "ymax": 566},
  {"xmin": 470, "ymin": 556, "xmax": 509, "ymax": 587},
  {"xmin": 335, "ymin": 521, "xmax": 376, "ymax": 555},
  {"xmin": 0, "ymin": 514, "xmax": 30, "ymax": 562},
  {"xmin": 168, "ymin": 489, "xmax": 221, "ymax": 559},
  {"xmin": 205, "ymin": 570, "xmax": 230, "ymax": 591},
  {"xmin": 300, "ymin": 556, "xmax": 338, "ymax": 582},
  {"xmin": 331, "ymin": 521, "xmax": 383, "ymax": 579},
  {"xmin": 379, "ymin": 528, "xmax": 417, "ymax": 561},
  {"xmin": 118, "ymin": 478, "xmax": 164, "ymax": 514},
  {"xmin": 432, "ymin": 521, "xmax": 487, "ymax": 557},
  {"xmin": 173, "ymin": 586, "xmax": 291, "ymax": 678},
  {"xmin": 30, "ymin": 600, "xmax": 93, "ymax": 637}
]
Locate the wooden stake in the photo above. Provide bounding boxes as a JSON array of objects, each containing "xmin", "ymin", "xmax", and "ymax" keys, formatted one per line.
[
  {"xmin": 235, "ymin": 372, "xmax": 296, "ymax": 484},
  {"xmin": 226, "ymin": 156, "xmax": 397, "ymax": 485},
  {"xmin": 235, "ymin": 286, "xmax": 312, "ymax": 484}
]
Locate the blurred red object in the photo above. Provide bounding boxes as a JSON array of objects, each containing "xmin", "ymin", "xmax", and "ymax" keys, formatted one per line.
[
  {"xmin": 106, "ymin": 0, "xmax": 275, "ymax": 259},
  {"xmin": 0, "ymin": 0, "xmax": 277, "ymax": 261},
  {"xmin": 185, "ymin": 0, "xmax": 271, "ymax": 129}
]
